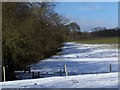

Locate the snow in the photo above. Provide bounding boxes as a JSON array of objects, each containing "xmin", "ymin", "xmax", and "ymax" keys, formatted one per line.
[
  {"xmin": 30, "ymin": 42, "xmax": 118, "ymax": 75},
  {"xmin": 0, "ymin": 42, "xmax": 118, "ymax": 88},
  {"xmin": 0, "ymin": 72, "xmax": 118, "ymax": 88}
]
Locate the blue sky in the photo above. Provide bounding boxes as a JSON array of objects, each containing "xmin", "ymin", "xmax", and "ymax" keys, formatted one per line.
[{"xmin": 55, "ymin": 2, "xmax": 118, "ymax": 32}]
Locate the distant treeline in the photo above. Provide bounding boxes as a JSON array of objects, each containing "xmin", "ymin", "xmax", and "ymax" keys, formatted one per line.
[
  {"xmin": 91, "ymin": 27, "xmax": 120, "ymax": 37},
  {"xmin": 74, "ymin": 27, "xmax": 120, "ymax": 40}
]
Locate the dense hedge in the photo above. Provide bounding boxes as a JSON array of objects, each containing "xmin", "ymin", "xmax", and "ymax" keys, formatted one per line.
[{"xmin": 2, "ymin": 2, "xmax": 68, "ymax": 81}]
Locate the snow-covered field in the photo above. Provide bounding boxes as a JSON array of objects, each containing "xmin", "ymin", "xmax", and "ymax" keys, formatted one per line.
[
  {"xmin": 0, "ymin": 42, "xmax": 119, "ymax": 88},
  {"xmin": 0, "ymin": 72, "xmax": 118, "ymax": 88},
  {"xmin": 30, "ymin": 42, "xmax": 118, "ymax": 75}
]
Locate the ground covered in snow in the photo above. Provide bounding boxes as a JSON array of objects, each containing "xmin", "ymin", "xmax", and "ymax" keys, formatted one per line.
[
  {"xmin": 30, "ymin": 42, "xmax": 118, "ymax": 75},
  {"xmin": 0, "ymin": 72, "xmax": 118, "ymax": 88},
  {"xmin": 0, "ymin": 42, "xmax": 119, "ymax": 88}
]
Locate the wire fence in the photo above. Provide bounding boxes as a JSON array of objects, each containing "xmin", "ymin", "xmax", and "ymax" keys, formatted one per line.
[{"xmin": 14, "ymin": 64, "xmax": 113, "ymax": 80}]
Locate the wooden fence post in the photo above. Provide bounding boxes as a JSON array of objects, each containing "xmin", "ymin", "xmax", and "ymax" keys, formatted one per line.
[
  {"xmin": 64, "ymin": 65, "xmax": 68, "ymax": 76},
  {"xmin": 38, "ymin": 72, "xmax": 40, "ymax": 78},
  {"xmin": 60, "ymin": 70, "xmax": 62, "ymax": 76},
  {"xmin": 28, "ymin": 65, "xmax": 31, "ymax": 73},
  {"xmin": 3, "ymin": 66, "xmax": 6, "ymax": 82},
  {"xmin": 109, "ymin": 64, "xmax": 112, "ymax": 72},
  {"xmin": 32, "ymin": 72, "xmax": 34, "ymax": 79},
  {"xmin": 24, "ymin": 70, "xmax": 26, "ymax": 73}
]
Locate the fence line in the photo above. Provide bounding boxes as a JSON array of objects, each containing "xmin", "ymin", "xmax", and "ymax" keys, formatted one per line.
[{"xmin": 14, "ymin": 64, "xmax": 113, "ymax": 79}]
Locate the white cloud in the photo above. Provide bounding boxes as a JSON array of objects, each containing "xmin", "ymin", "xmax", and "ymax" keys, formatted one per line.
[{"xmin": 78, "ymin": 5, "xmax": 103, "ymax": 11}]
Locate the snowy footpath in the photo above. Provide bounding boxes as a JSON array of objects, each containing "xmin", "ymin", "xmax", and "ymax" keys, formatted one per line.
[{"xmin": 0, "ymin": 42, "xmax": 119, "ymax": 88}]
